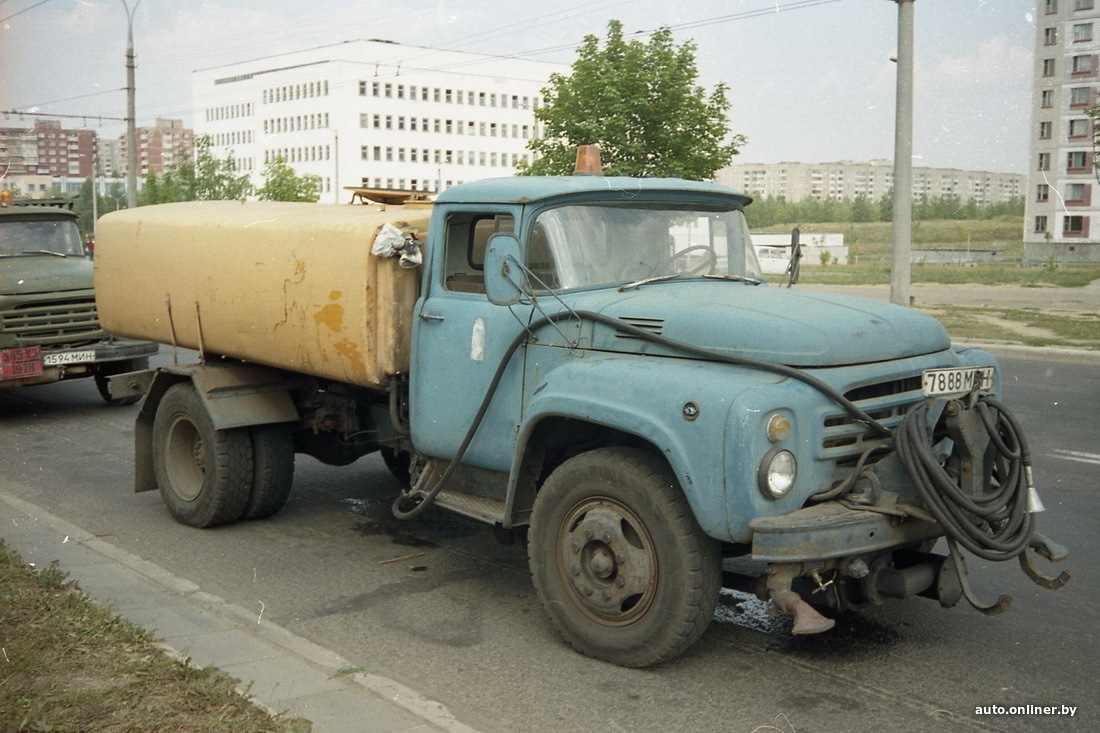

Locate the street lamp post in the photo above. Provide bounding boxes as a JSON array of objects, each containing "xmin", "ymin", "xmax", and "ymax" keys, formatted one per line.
[
  {"xmin": 122, "ymin": 0, "xmax": 143, "ymax": 209},
  {"xmin": 332, "ymin": 129, "xmax": 339, "ymax": 204},
  {"xmin": 890, "ymin": 0, "xmax": 915, "ymax": 307}
]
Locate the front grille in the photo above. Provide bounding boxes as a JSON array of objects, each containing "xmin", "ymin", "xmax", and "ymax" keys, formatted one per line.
[
  {"xmin": 821, "ymin": 374, "xmax": 924, "ymax": 461},
  {"xmin": 1, "ymin": 297, "xmax": 103, "ymax": 347}
]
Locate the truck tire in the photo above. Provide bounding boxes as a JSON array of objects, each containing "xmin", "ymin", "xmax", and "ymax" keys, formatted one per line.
[
  {"xmin": 95, "ymin": 357, "xmax": 149, "ymax": 406},
  {"xmin": 152, "ymin": 383, "xmax": 252, "ymax": 528},
  {"xmin": 528, "ymin": 447, "xmax": 721, "ymax": 668},
  {"xmin": 240, "ymin": 424, "xmax": 295, "ymax": 521}
]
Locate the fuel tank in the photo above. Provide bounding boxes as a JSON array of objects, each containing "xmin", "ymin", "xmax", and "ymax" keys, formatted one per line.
[{"xmin": 94, "ymin": 200, "xmax": 429, "ymax": 390}]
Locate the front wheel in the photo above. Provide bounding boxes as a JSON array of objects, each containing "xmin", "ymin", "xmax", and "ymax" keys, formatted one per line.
[
  {"xmin": 152, "ymin": 383, "xmax": 252, "ymax": 528},
  {"xmin": 528, "ymin": 447, "xmax": 720, "ymax": 667}
]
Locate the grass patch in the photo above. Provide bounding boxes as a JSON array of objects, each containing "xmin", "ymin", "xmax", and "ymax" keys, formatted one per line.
[
  {"xmin": 756, "ymin": 216, "xmax": 1024, "ymax": 257},
  {"xmin": 770, "ymin": 263, "xmax": 1100, "ymax": 287},
  {"xmin": 0, "ymin": 540, "xmax": 309, "ymax": 732},
  {"xmin": 920, "ymin": 306, "xmax": 1100, "ymax": 350}
]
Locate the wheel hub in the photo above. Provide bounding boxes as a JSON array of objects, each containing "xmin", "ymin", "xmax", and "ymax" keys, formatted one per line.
[
  {"xmin": 558, "ymin": 498, "xmax": 657, "ymax": 625},
  {"xmin": 164, "ymin": 416, "xmax": 205, "ymax": 502}
]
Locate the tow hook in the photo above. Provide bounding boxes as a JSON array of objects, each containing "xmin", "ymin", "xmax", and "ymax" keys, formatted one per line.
[
  {"xmin": 764, "ymin": 564, "xmax": 835, "ymax": 635},
  {"xmin": 1019, "ymin": 533, "xmax": 1071, "ymax": 590}
]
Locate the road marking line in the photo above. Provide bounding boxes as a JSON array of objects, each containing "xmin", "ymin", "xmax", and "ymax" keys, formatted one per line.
[{"xmin": 1050, "ymin": 450, "xmax": 1100, "ymax": 466}]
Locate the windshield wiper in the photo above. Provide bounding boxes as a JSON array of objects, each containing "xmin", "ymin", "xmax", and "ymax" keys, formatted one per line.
[
  {"xmin": 619, "ymin": 273, "xmax": 763, "ymax": 292},
  {"xmin": 618, "ymin": 274, "xmax": 683, "ymax": 292},
  {"xmin": 702, "ymin": 274, "xmax": 764, "ymax": 285},
  {"xmin": 20, "ymin": 250, "xmax": 68, "ymax": 257}
]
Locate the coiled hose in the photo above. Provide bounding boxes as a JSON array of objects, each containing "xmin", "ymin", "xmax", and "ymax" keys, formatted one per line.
[{"xmin": 895, "ymin": 396, "xmax": 1035, "ymax": 561}]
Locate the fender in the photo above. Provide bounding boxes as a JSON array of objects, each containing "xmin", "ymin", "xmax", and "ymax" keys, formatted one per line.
[
  {"xmin": 133, "ymin": 362, "xmax": 301, "ymax": 492},
  {"xmin": 505, "ymin": 352, "xmax": 780, "ymax": 540}
]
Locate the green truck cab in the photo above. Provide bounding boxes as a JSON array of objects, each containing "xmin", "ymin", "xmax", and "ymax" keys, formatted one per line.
[{"xmin": 0, "ymin": 193, "xmax": 158, "ymax": 403}]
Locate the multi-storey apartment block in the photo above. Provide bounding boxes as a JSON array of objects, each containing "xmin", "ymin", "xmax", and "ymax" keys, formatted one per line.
[
  {"xmin": 1026, "ymin": 0, "xmax": 1100, "ymax": 262},
  {"xmin": 0, "ymin": 120, "xmax": 95, "ymax": 178},
  {"xmin": 718, "ymin": 160, "xmax": 1023, "ymax": 207},
  {"xmin": 125, "ymin": 118, "xmax": 194, "ymax": 178}
]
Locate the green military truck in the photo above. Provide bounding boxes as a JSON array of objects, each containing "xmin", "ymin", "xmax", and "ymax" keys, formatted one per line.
[{"xmin": 0, "ymin": 191, "xmax": 157, "ymax": 403}]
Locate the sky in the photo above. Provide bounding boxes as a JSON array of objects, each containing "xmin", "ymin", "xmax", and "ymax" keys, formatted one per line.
[{"xmin": 1, "ymin": 0, "xmax": 1036, "ymax": 174}]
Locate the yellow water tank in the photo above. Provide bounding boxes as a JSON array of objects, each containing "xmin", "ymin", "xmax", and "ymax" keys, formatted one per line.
[{"xmin": 94, "ymin": 200, "xmax": 430, "ymax": 390}]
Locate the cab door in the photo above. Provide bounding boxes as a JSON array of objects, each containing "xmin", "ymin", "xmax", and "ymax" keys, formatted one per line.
[{"xmin": 410, "ymin": 206, "xmax": 531, "ymax": 474}]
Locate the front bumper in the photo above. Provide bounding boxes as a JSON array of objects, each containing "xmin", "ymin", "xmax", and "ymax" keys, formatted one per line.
[
  {"xmin": 0, "ymin": 338, "xmax": 158, "ymax": 386},
  {"xmin": 749, "ymin": 501, "xmax": 940, "ymax": 563}
]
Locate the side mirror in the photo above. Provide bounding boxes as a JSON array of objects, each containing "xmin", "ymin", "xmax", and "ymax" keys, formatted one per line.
[
  {"xmin": 786, "ymin": 227, "xmax": 801, "ymax": 288},
  {"xmin": 484, "ymin": 233, "xmax": 527, "ymax": 306}
]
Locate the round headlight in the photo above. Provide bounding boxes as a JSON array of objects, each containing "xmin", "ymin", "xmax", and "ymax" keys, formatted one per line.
[{"xmin": 759, "ymin": 449, "xmax": 797, "ymax": 499}]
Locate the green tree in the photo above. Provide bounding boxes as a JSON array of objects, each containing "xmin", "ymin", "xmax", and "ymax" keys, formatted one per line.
[
  {"xmin": 519, "ymin": 20, "xmax": 743, "ymax": 179},
  {"xmin": 139, "ymin": 136, "xmax": 252, "ymax": 205},
  {"xmin": 74, "ymin": 178, "xmax": 132, "ymax": 238},
  {"xmin": 256, "ymin": 156, "xmax": 321, "ymax": 202},
  {"xmin": 850, "ymin": 194, "xmax": 878, "ymax": 223},
  {"xmin": 75, "ymin": 177, "xmax": 97, "ymax": 237}
]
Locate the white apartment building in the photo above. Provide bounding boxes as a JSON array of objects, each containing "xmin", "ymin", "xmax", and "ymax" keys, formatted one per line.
[
  {"xmin": 718, "ymin": 160, "xmax": 1023, "ymax": 206},
  {"xmin": 1025, "ymin": 0, "xmax": 1100, "ymax": 262},
  {"xmin": 192, "ymin": 40, "xmax": 564, "ymax": 201}
]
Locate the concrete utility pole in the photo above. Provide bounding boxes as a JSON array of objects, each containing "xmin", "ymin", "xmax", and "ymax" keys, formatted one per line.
[
  {"xmin": 122, "ymin": 0, "xmax": 143, "ymax": 209},
  {"xmin": 890, "ymin": 0, "xmax": 915, "ymax": 307}
]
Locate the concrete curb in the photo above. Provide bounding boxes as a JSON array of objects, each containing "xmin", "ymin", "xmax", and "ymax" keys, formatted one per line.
[{"xmin": 0, "ymin": 490, "xmax": 478, "ymax": 733}]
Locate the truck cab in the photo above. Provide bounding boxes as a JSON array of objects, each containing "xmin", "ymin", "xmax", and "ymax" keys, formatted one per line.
[
  {"xmin": 397, "ymin": 173, "xmax": 1066, "ymax": 666},
  {"xmin": 0, "ymin": 192, "xmax": 158, "ymax": 402}
]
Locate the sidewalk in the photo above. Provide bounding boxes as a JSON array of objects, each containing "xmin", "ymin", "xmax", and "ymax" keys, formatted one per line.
[{"xmin": 0, "ymin": 491, "xmax": 477, "ymax": 733}]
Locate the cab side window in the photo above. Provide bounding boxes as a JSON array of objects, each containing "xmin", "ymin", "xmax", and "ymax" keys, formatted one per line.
[{"xmin": 443, "ymin": 213, "xmax": 514, "ymax": 293}]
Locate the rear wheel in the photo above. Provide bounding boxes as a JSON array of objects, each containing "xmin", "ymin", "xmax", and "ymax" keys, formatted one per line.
[
  {"xmin": 528, "ymin": 447, "xmax": 721, "ymax": 667},
  {"xmin": 240, "ymin": 424, "xmax": 295, "ymax": 521},
  {"xmin": 152, "ymin": 383, "xmax": 251, "ymax": 528}
]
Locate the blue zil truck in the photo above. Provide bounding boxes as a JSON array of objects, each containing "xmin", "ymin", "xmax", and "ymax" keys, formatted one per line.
[{"xmin": 92, "ymin": 156, "xmax": 1068, "ymax": 667}]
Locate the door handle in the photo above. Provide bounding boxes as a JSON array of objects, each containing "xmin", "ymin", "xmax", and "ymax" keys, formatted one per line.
[{"xmin": 419, "ymin": 311, "xmax": 445, "ymax": 322}]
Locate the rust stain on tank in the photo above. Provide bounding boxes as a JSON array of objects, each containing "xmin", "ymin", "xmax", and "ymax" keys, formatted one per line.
[
  {"xmin": 313, "ymin": 290, "xmax": 345, "ymax": 333},
  {"xmin": 333, "ymin": 338, "xmax": 365, "ymax": 372}
]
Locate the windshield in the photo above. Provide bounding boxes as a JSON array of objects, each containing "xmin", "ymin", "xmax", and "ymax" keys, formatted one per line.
[
  {"xmin": 0, "ymin": 218, "xmax": 85, "ymax": 257},
  {"xmin": 526, "ymin": 203, "xmax": 762, "ymax": 292}
]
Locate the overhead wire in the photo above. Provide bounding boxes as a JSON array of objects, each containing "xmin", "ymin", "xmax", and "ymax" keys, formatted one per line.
[{"xmin": 14, "ymin": 1, "xmax": 845, "ymax": 135}]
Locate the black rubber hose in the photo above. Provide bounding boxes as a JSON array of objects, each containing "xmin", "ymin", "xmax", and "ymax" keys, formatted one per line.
[
  {"xmin": 895, "ymin": 397, "xmax": 1035, "ymax": 562},
  {"xmin": 393, "ymin": 308, "xmax": 893, "ymax": 520}
]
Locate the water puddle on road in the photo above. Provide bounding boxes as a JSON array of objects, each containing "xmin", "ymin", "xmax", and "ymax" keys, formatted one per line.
[{"xmin": 714, "ymin": 589, "xmax": 790, "ymax": 634}]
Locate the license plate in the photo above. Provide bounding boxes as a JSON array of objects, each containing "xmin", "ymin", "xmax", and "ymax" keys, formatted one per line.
[
  {"xmin": 43, "ymin": 349, "xmax": 96, "ymax": 366},
  {"xmin": 0, "ymin": 345, "xmax": 44, "ymax": 380},
  {"xmin": 922, "ymin": 366, "xmax": 995, "ymax": 397}
]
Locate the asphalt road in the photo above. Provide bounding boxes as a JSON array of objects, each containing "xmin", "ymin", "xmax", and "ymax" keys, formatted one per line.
[{"xmin": 1, "ymin": 347, "xmax": 1096, "ymax": 732}]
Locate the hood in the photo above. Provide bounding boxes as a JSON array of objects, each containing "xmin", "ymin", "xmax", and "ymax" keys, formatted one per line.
[
  {"xmin": 0, "ymin": 256, "xmax": 94, "ymax": 296},
  {"xmin": 572, "ymin": 281, "xmax": 950, "ymax": 367}
]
